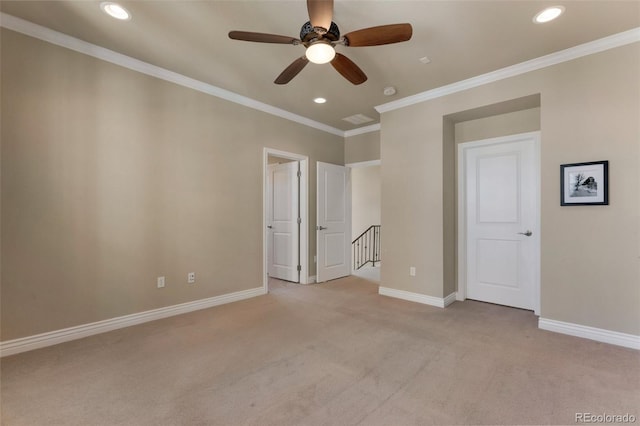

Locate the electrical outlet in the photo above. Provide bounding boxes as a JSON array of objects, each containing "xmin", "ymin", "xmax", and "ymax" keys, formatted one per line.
[
  {"xmin": 187, "ymin": 272, "xmax": 195, "ymax": 284},
  {"xmin": 157, "ymin": 276, "xmax": 165, "ymax": 288},
  {"xmin": 409, "ymin": 267, "xmax": 416, "ymax": 277}
]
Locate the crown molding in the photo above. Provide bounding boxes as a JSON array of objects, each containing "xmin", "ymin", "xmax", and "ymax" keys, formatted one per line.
[
  {"xmin": 376, "ymin": 27, "xmax": 640, "ymax": 114},
  {"xmin": 344, "ymin": 123, "xmax": 381, "ymax": 138},
  {"xmin": 0, "ymin": 13, "xmax": 345, "ymax": 137}
]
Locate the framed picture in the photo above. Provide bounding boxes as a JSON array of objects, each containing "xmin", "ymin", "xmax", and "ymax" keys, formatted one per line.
[{"xmin": 560, "ymin": 160, "xmax": 608, "ymax": 206}]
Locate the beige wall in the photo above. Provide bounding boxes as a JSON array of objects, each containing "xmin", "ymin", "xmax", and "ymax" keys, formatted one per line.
[
  {"xmin": 351, "ymin": 165, "xmax": 381, "ymax": 241},
  {"xmin": 345, "ymin": 131, "xmax": 380, "ymax": 164},
  {"xmin": 454, "ymin": 108, "xmax": 541, "ymax": 144},
  {"xmin": 0, "ymin": 30, "xmax": 344, "ymax": 340},
  {"xmin": 3, "ymin": 28, "xmax": 638, "ymax": 342},
  {"xmin": 381, "ymin": 43, "xmax": 640, "ymax": 335}
]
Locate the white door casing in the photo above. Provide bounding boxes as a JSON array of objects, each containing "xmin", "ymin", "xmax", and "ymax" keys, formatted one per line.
[
  {"xmin": 263, "ymin": 148, "xmax": 309, "ymax": 289},
  {"xmin": 267, "ymin": 161, "xmax": 300, "ymax": 282},
  {"xmin": 458, "ymin": 132, "xmax": 540, "ymax": 313},
  {"xmin": 317, "ymin": 162, "xmax": 351, "ymax": 283}
]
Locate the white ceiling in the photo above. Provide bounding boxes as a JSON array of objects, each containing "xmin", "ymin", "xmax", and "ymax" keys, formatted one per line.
[{"xmin": 1, "ymin": 1, "xmax": 639, "ymax": 132}]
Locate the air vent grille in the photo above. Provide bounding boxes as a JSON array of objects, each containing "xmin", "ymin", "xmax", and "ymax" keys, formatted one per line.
[{"xmin": 342, "ymin": 114, "xmax": 374, "ymax": 125}]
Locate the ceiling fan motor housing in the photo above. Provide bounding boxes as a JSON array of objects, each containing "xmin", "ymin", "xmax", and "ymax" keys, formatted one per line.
[{"xmin": 300, "ymin": 21, "xmax": 340, "ymax": 42}]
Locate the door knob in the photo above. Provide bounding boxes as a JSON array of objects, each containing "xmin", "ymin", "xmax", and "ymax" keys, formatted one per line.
[
  {"xmin": 317, "ymin": 226, "xmax": 327, "ymax": 230},
  {"xmin": 267, "ymin": 225, "xmax": 273, "ymax": 229},
  {"xmin": 517, "ymin": 230, "xmax": 533, "ymax": 237}
]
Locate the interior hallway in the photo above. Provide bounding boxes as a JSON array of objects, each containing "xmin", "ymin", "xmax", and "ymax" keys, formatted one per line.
[{"xmin": 1, "ymin": 276, "xmax": 638, "ymax": 425}]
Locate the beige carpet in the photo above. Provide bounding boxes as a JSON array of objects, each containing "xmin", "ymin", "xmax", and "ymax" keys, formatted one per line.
[{"xmin": 1, "ymin": 276, "xmax": 638, "ymax": 425}]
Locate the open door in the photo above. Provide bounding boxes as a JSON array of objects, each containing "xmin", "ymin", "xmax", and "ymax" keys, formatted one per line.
[
  {"xmin": 267, "ymin": 161, "xmax": 300, "ymax": 282},
  {"xmin": 316, "ymin": 162, "xmax": 351, "ymax": 282}
]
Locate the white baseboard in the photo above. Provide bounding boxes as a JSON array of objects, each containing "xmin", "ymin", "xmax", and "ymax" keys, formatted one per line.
[
  {"xmin": 308, "ymin": 275, "xmax": 317, "ymax": 283},
  {"xmin": 538, "ymin": 318, "xmax": 640, "ymax": 350},
  {"xmin": 378, "ymin": 286, "xmax": 456, "ymax": 309},
  {"xmin": 0, "ymin": 286, "xmax": 266, "ymax": 357},
  {"xmin": 443, "ymin": 292, "xmax": 457, "ymax": 307}
]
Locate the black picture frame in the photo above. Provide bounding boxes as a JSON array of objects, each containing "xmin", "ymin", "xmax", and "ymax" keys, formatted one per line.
[{"xmin": 560, "ymin": 160, "xmax": 608, "ymax": 206}]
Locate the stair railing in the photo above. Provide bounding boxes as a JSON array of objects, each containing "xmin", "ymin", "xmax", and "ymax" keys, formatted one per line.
[{"xmin": 352, "ymin": 225, "xmax": 381, "ymax": 270}]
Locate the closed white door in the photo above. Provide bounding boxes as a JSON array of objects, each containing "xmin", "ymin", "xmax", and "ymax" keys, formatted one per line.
[
  {"xmin": 317, "ymin": 162, "xmax": 351, "ymax": 282},
  {"xmin": 464, "ymin": 134, "xmax": 539, "ymax": 310},
  {"xmin": 267, "ymin": 162, "xmax": 299, "ymax": 282}
]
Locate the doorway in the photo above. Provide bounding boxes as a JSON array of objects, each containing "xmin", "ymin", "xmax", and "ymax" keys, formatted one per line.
[
  {"xmin": 263, "ymin": 148, "xmax": 309, "ymax": 291},
  {"xmin": 348, "ymin": 159, "xmax": 381, "ymax": 282},
  {"xmin": 457, "ymin": 132, "xmax": 540, "ymax": 313}
]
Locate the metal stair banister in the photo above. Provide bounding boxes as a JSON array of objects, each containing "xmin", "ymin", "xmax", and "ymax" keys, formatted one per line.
[{"xmin": 352, "ymin": 225, "xmax": 381, "ymax": 270}]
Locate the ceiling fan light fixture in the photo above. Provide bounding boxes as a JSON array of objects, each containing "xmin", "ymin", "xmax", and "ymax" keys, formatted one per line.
[
  {"xmin": 305, "ymin": 42, "xmax": 336, "ymax": 64},
  {"xmin": 100, "ymin": 2, "xmax": 131, "ymax": 20},
  {"xmin": 228, "ymin": 3, "xmax": 412, "ymax": 84},
  {"xmin": 533, "ymin": 6, "xmax": 564, "ymax": 24}
]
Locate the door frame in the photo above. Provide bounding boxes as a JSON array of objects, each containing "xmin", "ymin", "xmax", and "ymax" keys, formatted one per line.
[
  {"xmin": 266, "ymin": 161, "xmax": 300, "ymax": 282},
  {"xmin": 456, "ymin": 131, "xmax": 541, "ymax": 315},
  {"xmin": 263, "ymin": 148, "xmax": 309, "ymax": 291}
]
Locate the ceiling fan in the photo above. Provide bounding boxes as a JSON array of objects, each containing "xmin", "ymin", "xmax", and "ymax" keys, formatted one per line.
[{"xmin": 228, "ymin": 0, "xmax": 412, "ymax": 85}]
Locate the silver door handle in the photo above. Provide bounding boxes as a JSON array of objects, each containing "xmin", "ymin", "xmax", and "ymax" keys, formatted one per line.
[
  {"xmin": 317, "ymin": 226, "xmax": 327, "ymax": 230},
  {"xmin": 517, "ymin": 230, "xmax": 533, "ymax": 237}
]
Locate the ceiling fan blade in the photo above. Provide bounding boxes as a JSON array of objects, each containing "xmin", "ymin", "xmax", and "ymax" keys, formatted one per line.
[
  {"xmin": 228, "ymin": 31, "xmax": 300, "ymax": 45},
  {"xmin": 330, "ymin": 53, "xmax": 367, "ymax": 85},
  {"xmin": 307, "ymin": 0, "xmax": 333, "ymax": 30},
  {"xmin": 343, "ymin": 23, "xmax": 413, "ymax": 47},
  {"xmin": 274, "ymin": 57, "xmax": 310, "ymax": 84}
]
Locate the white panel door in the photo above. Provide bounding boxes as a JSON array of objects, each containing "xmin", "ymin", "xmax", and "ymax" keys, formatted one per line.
[
  {"xmin": 465, "ymin": 135, "xmax": 539, "ymax": 310},
  {"xmin": 267, "ymin": 162, "xmax": 299, "ymax": 282},
  {"xmin": 317, "ymin": 162, "xmax": 351, "ymax": 282}
]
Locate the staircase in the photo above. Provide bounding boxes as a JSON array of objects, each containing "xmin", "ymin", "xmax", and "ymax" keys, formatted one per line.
[{"xmin": 352, "ymin": 225, "xmax": 381, "ymax": 270}]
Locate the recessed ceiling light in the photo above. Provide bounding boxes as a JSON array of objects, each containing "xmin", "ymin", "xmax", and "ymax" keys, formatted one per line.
[
  {"xmin": 314, "ymin": 97, "xmax": 327, "ymax": 104},
  {"xmin": 533, "ymin": 6, "xmax": 564, "ymax": 24},
  {"xmin": 100, "ymin": 2, "xmax": 131, "ymax": 20}
]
